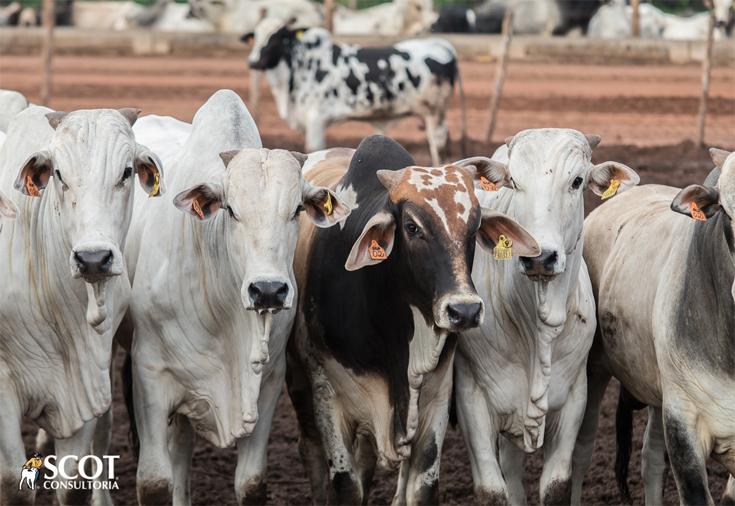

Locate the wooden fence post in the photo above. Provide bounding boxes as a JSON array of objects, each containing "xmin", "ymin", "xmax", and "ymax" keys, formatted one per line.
[
  {"xmin": 631, "ymin": 0, "xmax": 640, "ymax": 37},
  {"xmin": 485, "ymin": 7, "xmax": 513, "ymax": 145},
  {"xmin": 40, "ymin": 0, "xmax": 55, "ymax": 106},
  {"xmin": 697, "ymin": 1, "xmax": 716, "ymax": 147}
]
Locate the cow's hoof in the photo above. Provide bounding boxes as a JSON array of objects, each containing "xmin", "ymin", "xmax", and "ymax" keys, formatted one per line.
[
  {"xmin": 474, "ymin": 488, "xmax": 509, "ymax": 506},
  {"xmin": 238, "ymin": 480, "xmax": 267, "ymax": 506},
  {"xmin": 137, "ymin": 477, "xmax": 172, "ymax": 506}
]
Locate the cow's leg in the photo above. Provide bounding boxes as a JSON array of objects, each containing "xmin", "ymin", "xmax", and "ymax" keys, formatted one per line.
[
  {"xmin": 539, "ymin": 368, "xmax": 587, "ymax": 506},
  {"xmin": 721, "ymin": 475, "xmax": 735, "ymax": 504},
  {"xmin": 35, "ymin": 429, "xmax": 55, "ymax": 457},
  {"xmin": 499, "ymin": 436, "xmax": 526, "ymax": 505},
  {"xmin": 423, "ymin": 114, "xmax": 441, "ymax": 167},
  {"xmin": 54, "ymin": 418, "xmax": 97, "ymax": 506},
  {"xmin": 641, "ymin": 406, "xmax": 666, "ymax": 505},
  {"xmin": 319, "ymin": 406, "xmax": 360, "ymax": 504},
  {"xmin": 354, "ymin": 433, "xmax": 377, "ymax": 501},
  {"xmin": 169, "ymin": 414, "xmax": 195, "ymax": 506},
  {"xmin": 91, "ymin": 407, "xmax": 114, "ymax": 506},
  {"xmin": 287, "ymin": 351, "xmax": 330, "ymax": 503},
  {"xmin": 663, "ymin": 404, "xmax": 713, "ymax": 506},
  {"xmin": 134, "ymin": 359, "xmax": 174, "ymax": 505},
  {"xmin": 235, "ymin": 355, "xmax": 286, "ymax": 506},
  {"xmin": 570, "ymin": 345, "xmax": 611, "ymax": 506},
  {"xmin": 455, "ymin": 354, "xmax": 507, "ymax": 504},
  {"xmin": 304, "ymin": 113, "xmax": 327, "ymax": 153},
  {"xmin": 395, "ymin": 348, "xmax": 455, "ymax": 506},
  {"xmin": 0, "ymin": 393, "xmax": 31, "ymax": 505}
]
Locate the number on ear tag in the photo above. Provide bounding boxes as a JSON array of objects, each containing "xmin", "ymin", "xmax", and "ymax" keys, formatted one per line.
[
  {"xmin": 690, "ymin": 202, "xmax": 707, "ymax": 222},
  {"xmin": 25, "ymin": 175, "xmax": 40, "ymax": 196},
  {"xmin": 479, "ymin": 176, "xmax": 497, "ymax": 192},
  {"xmin": 369, "ymin": 240, "xmax": 386, "ymax": 260},
  {"xmin": 493, "ymin": 234, "xmax": 513, "ymax": 260},
  {"xmin": 192, "ymin": 199, "xmax": 205, "ymax": 220},
  {"xmin": 149, "ymin": 172, "xmax": 161, "ymax": 197},
  {"xmin": 324, "ymin": 192, "xmax": 333, "ymax": 216},
  {"xmin": 601, "ymin": 179, "xmax": 620, "ymax": 200}
]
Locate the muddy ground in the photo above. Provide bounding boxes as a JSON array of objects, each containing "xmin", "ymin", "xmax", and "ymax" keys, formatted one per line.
[{"xmin": 2, "ymin": 53, "xmax": 734, "ymax": 504}]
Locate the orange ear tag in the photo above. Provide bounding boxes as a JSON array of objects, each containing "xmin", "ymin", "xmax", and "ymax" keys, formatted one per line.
[
  {"xmin": 601, "ymin": 179, "xmax": 620, "ymax": 200},
  {"xmin": 323, "ymin": 192, "xmax": 333, "ymax": 216},
  {"xmin": 493, "ymin": 234, "xmax": 513, "ymax": 260},
  {"xmin": 479, "ymin": 176, "xmax": 497, "ymax": 192},
  {"xmin": 690, "ymin": 202, "xmax": 707, "ymax": 222},
  {"xmin": 25, "ymin": 175, "xmax": 40, "ymax": 196},
  {"xmin": 192, "ymin": 199, "xmax": 205, "ymax": 220},
  {"xmin": 369, "ymin": 240, "xmax": 386, "ymax": 261}
]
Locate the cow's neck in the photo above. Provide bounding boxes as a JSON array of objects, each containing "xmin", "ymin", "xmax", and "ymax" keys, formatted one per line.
[
  {"xmin": 265, "ymin": 60, "xmax": 293, "ymax": 122},
  {"xmin": 485, "ymin": 189, "xmax": 584, "ymax": 450},
  {"xmin": 8, "ymin": 191, "xmax": 118, "ymax": 436},
  {"xmin": 672, "ymin": 211, "xmax": 735, "ymax": 374}
]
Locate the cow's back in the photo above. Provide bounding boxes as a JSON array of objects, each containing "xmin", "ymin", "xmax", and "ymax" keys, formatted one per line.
[{"xmin": 584, "ymin": 184, "xmax": 685, "ymax": 405}]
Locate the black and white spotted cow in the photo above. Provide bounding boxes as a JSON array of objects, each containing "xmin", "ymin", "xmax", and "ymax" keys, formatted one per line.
[{"xmin": 245, "ymin": 18, "xmax": 465, "ymax": 166}]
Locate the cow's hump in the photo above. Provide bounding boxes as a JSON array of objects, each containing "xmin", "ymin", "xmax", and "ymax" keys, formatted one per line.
[{"xmin": 343, "ymin": 135, "xmax": 415, "ymax": 199}]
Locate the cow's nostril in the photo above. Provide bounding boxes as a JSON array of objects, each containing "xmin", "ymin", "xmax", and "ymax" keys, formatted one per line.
[
  {"xmin": 520, "ymin": 257, "xmax": 534, "ymax": 269},
  {"xmin": 74, "ymin": 249, "xmax": 113, "ymax": 276},
  {"xmin": 248, "ymin": 281, "xmax": 289, "ymax": 310},
  {"xmin": 446, "ymin": 302, "xmax": 483, "ymax": 329}
]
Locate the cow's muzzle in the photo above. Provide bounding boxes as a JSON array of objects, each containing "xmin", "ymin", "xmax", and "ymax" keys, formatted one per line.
[
  {"xmin": 520, "ymin": 248, "xmax": 564, "ymax": 279},
  {"xmin": 436, "ymin": 294, "xmax": 484, "ymax": 331},
  {"xmin": 244, "ymin": 278, "xmax": 292, "ymax": 313},
  {"xmin": 70, "ymin": 242, "xmax": 123, "ymax": 282}
]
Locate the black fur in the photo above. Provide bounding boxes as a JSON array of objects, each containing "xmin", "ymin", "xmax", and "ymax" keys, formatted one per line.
[
  {"xmin": 121, "ymin": 352, "xmax": 140, "ymax": 458},
  {"xmin": 615, "ymin": 386, "xmax": 647, "ymax": 504}
]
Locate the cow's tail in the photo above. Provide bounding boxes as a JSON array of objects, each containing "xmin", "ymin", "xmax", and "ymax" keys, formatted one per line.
[
  {"xmin": 122, "ymin": 352, "xmax": 140, "ymax": 459},
  {"xmin": 615, "ymin": 385, "xmax": 646, "ymax": 504},
  {"xmin": 456, "ymin": 65, "xmax": 468, "ymax": 158}
]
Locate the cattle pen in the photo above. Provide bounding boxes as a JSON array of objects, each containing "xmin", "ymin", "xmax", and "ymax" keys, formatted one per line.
[{"xmin": 1, "ymin": 5, "xmax": 735, "ymax": 505}]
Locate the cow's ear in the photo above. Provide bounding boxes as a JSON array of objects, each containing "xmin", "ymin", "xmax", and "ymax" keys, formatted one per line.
[
  {"xmin": 0, "ymin": 190, "xmax": 17, "ymax": 218},
  {"xmin": 710, "ymin": 148, "xmax": 731, "ymax": 169},
  {"xmin": 455, "ymin": 157, "xmax": 512, "ymax": 191},
  {"xmin": 345, "ymin": 211, "xmax": 396, "ymax": 271},
  {"xmin": 671, "ymin": 184, "xmax": 721, "ymax": 220},
  {"xmin": 173, "ymin": 183, "xmax": 224, "ymax": 221},
  {"xmin": 588, "ymin": 161, "xmax": 639, "ymax": 198},
  {"xmin": 478, "ymin": 209, "xmax": 540, "ymax": 258},
  {"xmin": 302, "ymin": 183, "xmax": 351, "ymax": 228},
  {"xmin": 14, "ymin": 151, "xmax": 53, "ymax": 197},
  {"xmin": 135, "ymin": 146, "xmax": 165, "ymax": 197}
]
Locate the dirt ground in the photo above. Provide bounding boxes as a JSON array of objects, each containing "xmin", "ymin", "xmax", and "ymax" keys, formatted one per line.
[{"xmin": 1, "ymin": 53, "xmax": 734, "ymax": 505}]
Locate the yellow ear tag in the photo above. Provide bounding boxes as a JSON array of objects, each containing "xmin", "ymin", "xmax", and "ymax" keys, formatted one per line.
[
  {"xmin": 690, "ymin": 201, "xmax": 707, "ymax": 222},
  {"xmin": 25, "ymin": 175, "xmax": 40, "ymax": 196},
  {"xmin": 479, "ymin": 176, "xmax": 497, "ymax": 192},
  {"xmin": 601, "ymin": 179, "xmax": 620, "ymax": 200},
  {"xmin": 148, "ymin": 172, "xmax": 160, "ymax": 197},
  {"xmin": 192, "ymin": 199, "xmax": 205, "ymax": 220},
  {"xmin": 295, "ymin": 30, "xmax": 305, "ymax": 40},
  {"xmin": 493, "ymin": 234, "xmax": 513, "ymax": 260},
  {"xmin": 323, "ymin": 192, "xmax": 333, "ymax": 216},
  {"xmin": 369, "ymin": 240, "xmax": 386, "ymax": 261}
]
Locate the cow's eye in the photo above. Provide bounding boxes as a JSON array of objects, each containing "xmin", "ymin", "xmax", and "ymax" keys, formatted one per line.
[
  {"xmin": 54, "ymin": 169, "xmax": 68, "ymax": 190},
  {"xmin": 293, "ymin": 204, "xmax": 304, "ymax": 219},
  {"xmin": 117, "ymin": 167, "xmax": 133, "ymax": 187},
  {"xmin": 571, "ymin": 176, "xmax": 584, "ymax": 190},
  {"xmin": 404, "ymin": 222, "xmax": 420, "ymax": 237},
  {"xmin": 226, "ymin": 205, "xmax": 238, "ymax": 220}
]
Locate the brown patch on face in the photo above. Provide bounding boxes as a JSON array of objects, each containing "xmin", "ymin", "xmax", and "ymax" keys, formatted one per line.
[{"xmin": 387, "ymin": 164, "xmax": 479, "ymax": 242}]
